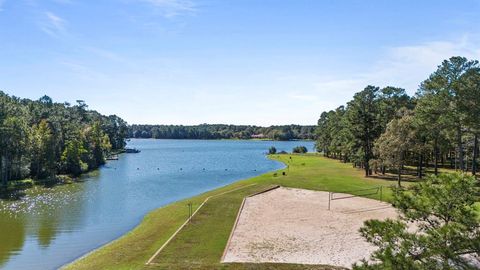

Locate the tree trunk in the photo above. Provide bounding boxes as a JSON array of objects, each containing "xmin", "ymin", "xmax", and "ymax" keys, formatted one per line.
[
  {"xmin": 418, "ymin": 154, "xmax": 423, "ymax": 179},
  {"xmin": 364, "ymin": 144, "xmax": 371, "ymax": 176},
  {"xmin": 1, "ymin": 154, "xmax": 8, "ymax": 190},
  {"xmin": 0, "ymin": 155, "xmax": 4, "ymax": 190},
  {"xmin": 434, "ymin": 138, "xmax": 439, "ymax": 175},
  {"xmin": 397, "ymin": 164, "xmax": 402, "ymax": 187},
  {"xmin": 452, "ymin": 151, "xmax": 456, "ymax": 169},
  {"xmin": 473, "ymin": 134, "xmax": 478, "ymax": 176},
  {"xmin": 457, "ymin": 126, "xmax": 464, "ymax": 171}
]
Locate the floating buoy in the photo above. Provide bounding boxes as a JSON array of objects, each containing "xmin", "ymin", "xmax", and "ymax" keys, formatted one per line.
[
  {"xmin": 137, "ymin": 168, "xmax": 140, "ymax": 170},
  {"xmin": 180, "ymin": 168, "xmax": 183, "ymax": 170},
  {"xmin": 157, "ymin": 168, "xmax": 159, "ymax": 170}
]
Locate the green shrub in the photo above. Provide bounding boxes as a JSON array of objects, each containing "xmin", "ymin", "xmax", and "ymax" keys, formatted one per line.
[
  {"xmin": 292, "ymin": 146, "xmax": 308, "ymax": 153},
  {"xmin": 268, "ymin": 146, "xmax": 277, "ymax": 154}
]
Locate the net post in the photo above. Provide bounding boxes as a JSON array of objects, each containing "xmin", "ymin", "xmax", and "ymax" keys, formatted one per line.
[
  {"xmin": 188, "ymin": 202, "xmax": 192, "ymax": 223},
  {"xmin": 328, "ymin": 192, "xmax": 331, "ymax": 210},
  {"xmin": 380, "ymin": 186, "xmax": 383, "ymax": 201}
]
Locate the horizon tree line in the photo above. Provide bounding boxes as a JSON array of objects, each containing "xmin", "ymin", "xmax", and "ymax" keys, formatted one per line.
[{"xmin": 128, "ymin": 124, "xmax": 316, "ymax": 141}]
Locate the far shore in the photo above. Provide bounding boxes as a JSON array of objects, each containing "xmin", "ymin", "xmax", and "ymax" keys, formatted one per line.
[
  {"xmin": 0, "ymin": 148, "xmax": 126, "ymax": 197},
  {"xmin": 127, "ymin": 137, "xmax": 315, "ymax": 141}
]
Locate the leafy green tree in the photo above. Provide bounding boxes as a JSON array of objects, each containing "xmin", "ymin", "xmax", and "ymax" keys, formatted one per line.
[
  {"xmin": 417, "ymin": 56, "xmax": 479, "ymax": 171},
  {"xmin": 374, "ymin": 109, "xmax": 417, "ymax": 186},
  {"xmin": 377, "ymin": 86, "xmax": 414, "ymax": 131},
  {"xmin": 0, "ymin": 100, "xmax": 31, "ymax": 187},
  {"xmin": 327, "ymin": 107, "xmax": 347, "ymax": 159},
  {"xmin": 458, "ymin": 67, "xmax": 480, "ymax": 175},
  {"xmin": 268, "ymin": 146, "xmax": 277, "ymax": 155},
  {"xmin": 0, "ymin": 91, "xmax": 127, "ymax": 187},
  {"xmin": 346, "ymin": 85, "xmax": 382, "ymax": 176},
  {"xmin": 30, "ymin": 119, "xmax": 56, "ymax": 179},
  {"xmin": 84, "ymin": 121, "xmax": 112, "ymax": 169},
  {"xmin": 316, "ymin": 111, "xmax": 334, "ymax": 156},
  {"xmin": 414, "ymin": 87, "xmax": 451, "ymax": 176},
  {"xmin": 61, "ymin": 139, "xmax": 87, "ymax": 176},
  {"xmin": 354, "ymin": 173, "xmax": 480, "ymax": 270}
]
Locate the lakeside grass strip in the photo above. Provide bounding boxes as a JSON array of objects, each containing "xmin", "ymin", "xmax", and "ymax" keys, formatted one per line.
[
  {"xmin": 145, "ymin": 183, "xmax": 259, "ymax": 265},
  {"xmin": 150, "ymin": 183, "xmax": 277, "ymax": 267},
  {"xmin": 220, "ymin": 185, "xmax": 281, "ymax": 262}
]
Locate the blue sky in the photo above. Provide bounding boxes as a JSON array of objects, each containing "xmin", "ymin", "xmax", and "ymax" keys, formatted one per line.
[{"xmin": 1, "ymin": 0, "xmax": 480, "ymax": 125}]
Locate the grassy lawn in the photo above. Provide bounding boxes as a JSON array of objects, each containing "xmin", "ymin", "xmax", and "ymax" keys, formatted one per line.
[{"xmin": 64, "ymin": 154, "xmax": 399, "ymax": 270}]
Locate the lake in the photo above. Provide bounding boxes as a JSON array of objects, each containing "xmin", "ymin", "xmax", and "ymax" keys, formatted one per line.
[{"xmin": 0, "ymin": 139, "xmax": 315, "ymax": 270}]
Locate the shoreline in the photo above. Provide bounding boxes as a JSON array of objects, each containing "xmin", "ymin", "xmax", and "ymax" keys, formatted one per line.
[
  {"xmin": 1, "ymin": 147, "xmax": 129, "ymax": 197},
  {"xmin": 63, "ymin": 154, "xmax": 394, "ymax": 270},
  {"xmin": 62, "ymin": 155, "xmax": 287, "ymax": 269},
  {"xmin": 1, "ymin": 162, "xmax": 109, "ymax": 197}
]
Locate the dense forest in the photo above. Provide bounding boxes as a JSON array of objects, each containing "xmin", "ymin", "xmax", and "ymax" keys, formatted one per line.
[
  {"xmin": 128, "ymin": 124, "xmax": 316, "ymax": 140},
  {"xmin": 0, "ymin": 92, "xmax": 128, "ymax": 189},
  {"xmin": 316, "ymin": 56, "xmax": 480, "ymax": 185}
]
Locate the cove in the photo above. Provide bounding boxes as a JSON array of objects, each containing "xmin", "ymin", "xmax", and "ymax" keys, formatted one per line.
[{"xmin": 0, "ymin": 139, "xmax": 314, "ymax": 270}]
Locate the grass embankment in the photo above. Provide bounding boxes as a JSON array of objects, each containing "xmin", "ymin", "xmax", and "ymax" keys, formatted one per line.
[{"xmin": 65, "ymin": 154, "xmax": 398, "ymax": 270}]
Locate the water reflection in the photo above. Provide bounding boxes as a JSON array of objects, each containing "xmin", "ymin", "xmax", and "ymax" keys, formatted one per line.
[
  {"xmin": 0, "ymin": 177, "xmax": 93, "ymax": 269},
  {"xmin": 0, "ymin": 216, "xmax": 25, "ymax": 267}
]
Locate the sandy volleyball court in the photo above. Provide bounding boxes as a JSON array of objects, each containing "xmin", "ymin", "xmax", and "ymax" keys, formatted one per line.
[{"xmin": 222, "ymin": 187, "xmax": 398, "ymax": 268}]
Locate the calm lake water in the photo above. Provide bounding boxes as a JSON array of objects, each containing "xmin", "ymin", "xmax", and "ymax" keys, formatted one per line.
[{"xmin": 0, "ymin": 139, "xmax": 315, "ymax": 270}]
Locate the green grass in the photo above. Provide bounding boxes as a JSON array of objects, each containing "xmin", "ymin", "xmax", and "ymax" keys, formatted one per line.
[
  {"xmin": 151, "ymin": 184, "xmax": 277, "ymax": 267},
  {"xmin": 64, "ymin": 154, "xmax": 399, "ymax": 270}
]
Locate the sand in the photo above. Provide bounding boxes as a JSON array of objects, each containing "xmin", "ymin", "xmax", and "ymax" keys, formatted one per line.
[{"xmin": 221, "ymin": 187, "xmax": 398, "ymax": 268}]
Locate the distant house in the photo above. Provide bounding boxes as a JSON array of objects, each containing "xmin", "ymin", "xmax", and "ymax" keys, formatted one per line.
[{"xmin": 251, "ymin": 134, "xmax": 266, "ymax": 139}]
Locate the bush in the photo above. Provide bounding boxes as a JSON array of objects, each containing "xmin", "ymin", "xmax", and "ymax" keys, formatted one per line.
[
  {"xmin": 292, "ymin": 146, "xmax": 308, "ymax": 153},
  {"xmin": 354, "ymin": 173, "xmax": 480, "ymax": 270},
  {"xmin": 268, "ymin": 146, "xmax": 277, "ymax": 154}
]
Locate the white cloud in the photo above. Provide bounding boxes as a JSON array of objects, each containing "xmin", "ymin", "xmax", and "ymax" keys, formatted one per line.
[
  {"xmin": 313, "ymin": 36, "xmax": 480, "ymax": 98},
  {"xmin": 367, "ymin": 36, "xmax": 480, "ymax": 93},
  {"xmin": 139, "ymin": 0, "xmax": 196, "ymax": 18},
  {"xmin": 280, "ymin": 36, "xmax": 480, "ymax": 117},
  {"xmin": 41, "ymin": 11, "xmax": 67, "ymax": 37}
]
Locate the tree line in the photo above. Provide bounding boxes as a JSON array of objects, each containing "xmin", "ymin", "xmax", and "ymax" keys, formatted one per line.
[
  {"xmin": 0, "ymin": 92, "xmax": 128, "ymax": 189},
  {"xmin": 316, "ymin": 56, "xmax": 480, "ymax": 186},
  {"xmin": 128, "ymin": 124, "xmax": 316, "ymax": 141}
]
